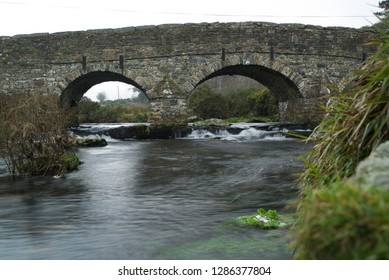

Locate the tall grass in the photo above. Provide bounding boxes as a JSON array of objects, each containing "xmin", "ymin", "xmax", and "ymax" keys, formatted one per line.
[
  {"xmin": 293, "ymin": 27, "xmax": 389, "ymax": 259},
  {"xmin": 0, "ymin": 92, "xmax": 78, "ymax": 176},
  {"xmin": 298, "ymin": 35, "xmax": 389, "ymax": 191}
]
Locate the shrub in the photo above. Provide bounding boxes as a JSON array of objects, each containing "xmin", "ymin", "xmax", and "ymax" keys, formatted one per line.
[
  {"xmin": 293, "ymin": 181, "xmax": 389, "ymax": 259},
  {"xmin": 251, "ymin": 88, "xmax": 278, "ymax": 117},
  {"xmin": 188, "ymin": 84, "xmax": 230, "ymax": 119},
  {"xmin": 226, "ymin": 88, "xmax": 257, "ymax": 117},
  {"xmin": 189, "ymin": 84, "xmax": 279, "ymax": 120},
  {"xmin": 0, "ymin": 92, "xmax": 78, "ymax": 176}
]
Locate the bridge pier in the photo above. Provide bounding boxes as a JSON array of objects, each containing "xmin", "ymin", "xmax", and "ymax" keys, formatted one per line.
[
  {"xmin": 149, "ymin": 97, "xmax": 188, "ymax": 124},
  {"xmin": 147, "ymin": 75, "xmax": 189, "ymax": 124}
]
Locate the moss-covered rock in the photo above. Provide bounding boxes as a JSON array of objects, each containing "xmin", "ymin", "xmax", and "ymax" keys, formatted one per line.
[
  {"xmin": 76, "ymin": 137, "xmax": 108, "ymax": 147},
  {"xmin": 60, "ymin": 152, "xmax": 81, "ymax": 171}
]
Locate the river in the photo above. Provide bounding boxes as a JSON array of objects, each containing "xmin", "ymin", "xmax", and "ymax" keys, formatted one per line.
[{"xmin": 0, "ymin": 124, "xmax": 312, "ymax": 259}]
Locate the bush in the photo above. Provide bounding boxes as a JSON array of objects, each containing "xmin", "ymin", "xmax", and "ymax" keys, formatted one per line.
[
  {"xmin": 188, "ymin": 84, "xmax": 230, "ymax": 119},
  {"xmin": 189, "ymin": 84, "xmax": 279, "ymax": 120},
  {"xmin": 251, "ymin": 88, "xmax": 278, "ymax": 117},
  {"xmin": 0, "ymin": 92, "xmax": 78, "ymax": 176},
  {"xmin": 226, "ymin": 88, "xmax": 257, "ymax": 117},
  {"xmin": 293, "ymin": 181, "xmax": 389, "ymax": 259}
]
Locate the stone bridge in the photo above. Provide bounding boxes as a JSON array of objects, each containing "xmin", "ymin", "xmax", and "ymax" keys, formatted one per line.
[{"xmin": 0, "ymin": 22, "xmax": 377, "ymax": 126}]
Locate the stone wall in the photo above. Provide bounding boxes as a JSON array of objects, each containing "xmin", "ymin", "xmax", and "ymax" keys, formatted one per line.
[{"xmin": 0, "ymin": 22, "xmax": 378, "ymax": 124}]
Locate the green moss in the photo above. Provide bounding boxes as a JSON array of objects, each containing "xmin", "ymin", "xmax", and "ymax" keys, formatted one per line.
[
  {"xmin": 293, "ymin": 181, "xmax": 389, "ymax": 259},
  {"xmin": 60, "ymin": 152, "xmax": 81, "ymax": 172}
]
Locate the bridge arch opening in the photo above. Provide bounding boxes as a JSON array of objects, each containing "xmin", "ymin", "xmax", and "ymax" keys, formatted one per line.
[
  {"xmin": 60, "ymin": 71, "xmax": 148, "ymax": 107},
  {"xmin": 188, "ymin": 64, "xmax": 303, "ymax": 120},
  {"xmin": 195, "ymin": 64, "xmax": 303, "ymax": 102}
]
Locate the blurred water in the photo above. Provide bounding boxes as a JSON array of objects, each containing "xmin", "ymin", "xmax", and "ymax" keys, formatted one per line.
[{"xmin": 0, "ymin": 132, "xmax": 312, "ymax": 259}]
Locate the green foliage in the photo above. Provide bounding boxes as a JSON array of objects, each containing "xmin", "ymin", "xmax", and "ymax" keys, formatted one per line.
[
  {"xmin": 293, "ymin": 25, "xmax": 389, "ymax": 260},
  {"xmin": 376, "ymin": 1, "xmax": 389, "ymax": 18},
  {"xmin": 188, "ymin": 84, "xmax": 278, "ymax": 120},
  {"xmin": 293, "ymin": 181, "xmax": 389, "ymax": 259},
  {"xmin": 76, "ymin": 97, "xmax": 101, "ymax": 122},
  {"xmin": 233, "ymin": 208, "xmax": 288, "ymax": 229},
  {"xmin": 298, "ymin": 35, "xmax": 389, "ymax": 190},
  {"xmin": 60, "ymin": 152, "xmax": 81, "ymax": 171},
  {"xmin": 76, "ymin": 97, "xmax": 150, "ymax": 123},
  {"xmin": 251, "ymin": 88, "xmax": 278, "ymax": 117},
  {"xmin": 188, "ymin": 84, "xmax": 230, "ymax": 119},
  {"xmin": 226, "ymin": 88, "xmax": 257, "ymax": 117}
]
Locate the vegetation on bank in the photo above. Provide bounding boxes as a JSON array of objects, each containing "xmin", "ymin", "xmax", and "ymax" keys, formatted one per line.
[
  {"xmin": 0, "ymin": 92, "xmax": 79, "ymax": 176},
  {"xmin": 188, "ymin": 84, "xmax": 279, "ymax": 121},
  {"xmin": 293, "ymin": 25, "xmax": 389, "ymax": 259},
  {"xmin": 74, "ymin": 96, "xmax": 150, "ymax": 124}
]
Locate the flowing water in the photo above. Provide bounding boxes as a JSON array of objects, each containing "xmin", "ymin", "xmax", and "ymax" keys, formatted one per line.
[{"xmin": 0, "ymin": 124, "xmax": 312, "ymax": 259}]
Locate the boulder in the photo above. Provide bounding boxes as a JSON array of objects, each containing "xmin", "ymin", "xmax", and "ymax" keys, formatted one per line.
[
  {"xmin": 352, "ymin": 140, "xmax": 389, "ymax": 189},
  {"xmin": 107, "ymin": 125, "xmax": 149, "ymax": 139},
  {"xmin": 76, "ymin": 137, "xmax": 108, "ymax": 147}
]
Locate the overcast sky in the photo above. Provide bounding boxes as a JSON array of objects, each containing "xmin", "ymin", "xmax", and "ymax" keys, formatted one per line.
[
  {"xmin": 0, "ymin": 0, "xmax": 382, "ymax": 101},
  {"xmin": 0, "ymin": 0, "xmax": 381, "ymax": 37}
]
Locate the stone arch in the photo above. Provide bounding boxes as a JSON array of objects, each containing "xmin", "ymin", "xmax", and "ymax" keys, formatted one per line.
[
  {"xmin": 193, "ymin": 63, "xmax": 303, "ymax": 102},
  {"xmin": 60, "ymin": 71, "xmax": 147, "ymax": 107}
]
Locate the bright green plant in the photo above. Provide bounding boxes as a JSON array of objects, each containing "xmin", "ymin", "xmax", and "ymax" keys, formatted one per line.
[
  {"xmin": 233, "ymin": 208, "xmax": 288, "ymax": 229},
  {"xmin": 60, "ymin": 152, "xmax": 81, "ymax": 172}
]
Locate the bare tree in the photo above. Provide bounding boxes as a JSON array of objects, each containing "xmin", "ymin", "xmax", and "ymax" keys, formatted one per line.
[{"xmin": 96, "ymin": 92, "xmax": 107, "ymax": 103}]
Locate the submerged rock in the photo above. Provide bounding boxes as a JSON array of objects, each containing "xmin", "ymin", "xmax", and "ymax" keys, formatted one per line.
[
  {"xmin": 107, "ymin": 125, "xmax": 149, "ymax": 139},
  {"xmin": 76, "ymin": 137, "xmax": 108, "ymax": 147},
  {"xmin": 107, "ymin": 124, "xmax": 188, "ymax": 140}
]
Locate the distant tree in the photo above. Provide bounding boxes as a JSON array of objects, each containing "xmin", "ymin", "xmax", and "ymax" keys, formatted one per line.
[
  {"xmin": 96, "ymin": 92, "xmax": 107, "ymax": 103},
  {"xmin": 132, "ymin": 92, "xmax": 149, "ymax": 104},
  {"xmin": 375, "ymin": 1, "xmax": 389, "ymax": 18}
]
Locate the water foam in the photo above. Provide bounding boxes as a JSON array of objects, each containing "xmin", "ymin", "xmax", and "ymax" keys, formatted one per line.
[{"xmin": 181, "ymin": 127, "xmax": 288, "ymax": 142}]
